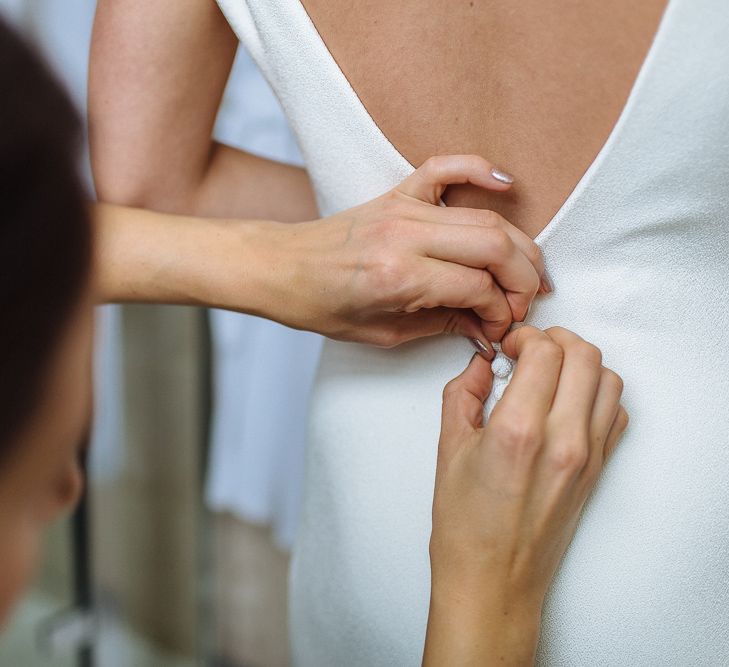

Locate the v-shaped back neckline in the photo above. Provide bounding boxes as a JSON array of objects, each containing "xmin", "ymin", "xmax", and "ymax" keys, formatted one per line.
[{"xmin": 292, "ymin": 0, "xmax": 676, "ymax": 245}]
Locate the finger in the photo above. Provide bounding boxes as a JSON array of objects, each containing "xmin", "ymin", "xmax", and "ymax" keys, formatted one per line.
[
  {"xmin": 544, "ymin": 327, "xmax": 603, "ymax": 435},
  {"xmin": 587, "ymin": 368, "xmax": 624, "ymax": 468},
  {"xmin": 492, "ymin": 326, "xmax": 564, "ymax": 423},
  {"xmin": 383, "ymin": 306, "xmax": 497, "ymax": 358},
  {"xmin": 441, "ymin": 353, "xmax": 494, "ymax": 443},
  {"xmin": 397, "ymin": 155, "xmax": 514, "ymax": 205},
  {"xmin": 419, "ymin": 224, "xmax": 540, "ymax": 322},
  {"xmin": 426, "ymin": 206, "xmax": 547, "ymax": 287},
  {"xmin": 603, "ymin": 405, "xmax": 629, "ymax": 462},
  {"xmin": 413, "ymin": 260, "xmax": 514, "ymax": 342}
]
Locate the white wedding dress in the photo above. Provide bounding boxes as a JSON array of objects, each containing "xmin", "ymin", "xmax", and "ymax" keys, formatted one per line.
[{"xmin": 216, "ymin": 0, "xmax": 729, "ymax": 663}]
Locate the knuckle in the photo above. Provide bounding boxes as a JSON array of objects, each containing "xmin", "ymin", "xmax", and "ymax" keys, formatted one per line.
[
  {"xmin": 485, "ymin": 227, "xmax": 513, "ymax": 256},
  {"xmin": 497, "ymin": 418, "xmax": 542, "ymax": 453},
  {"xmin": 488, "ymin": 314, "xmax": 512, "ymax": 332},
  {"xmin": 579, "ymin": 343, "xmax": 602, "ymax": 367},
  {"xmin": 381, "ymin": 188, "xmax": 402, "ymax": 207},
  {"xmin": 416, "ymin": 157, "xmax": 433, "ymax": 178},
  {"xmin": 476, "ymin": 269, "xmax": 496, "ymax": 292},
  {"xmin": 420, "ymin": 155, "xmax": 444, "ymax": 179},
  {"xmin": 545, "ymin": 325, "xmax": 569, "ymax": 338},
  {"xmin": 503, "ymin": 324, "xmax": 540, "ymax": 354},
  {"xmin": 367, "ymin": 215, "xmax": 395, "ymax": 241},
  {"xmin": 372, "ymin": 213, "xmax": 410, "ymax": 239},
  {"xmin": 442, "ymin": 377, "xmax": 464, "ymax": 401},
  {"xmin": 481, "ymin": 209, "xmax": 504, "ymax": 228},
  {"xmin": 615, "ymin": 405, "xmax": 630, "ymax": 430},
  {"xmin": 373, "ymin": 329, "xmax": 403, "ymax": 349},
  {"xmin": 514, "ymin": 324, "xmax": 540, "ymax": 338},
  {"xmin": 377, "ymin": 190, "xmax": 414, "ymax": 221},
  {"xmin": 602, "ymin": 368, "xmax": 624, "ymax": 395},
  {"xmin": 365, "ymin": 256, "xmax": 417, "ymax": 309},
  {"xmin": 573, "ymin": 340, "xmax": 603, "ymax": 367},
  {"xmin": 527, "ymin": 242, "xmax": 544, "ymax": 266},
  {"xmin": 372, "ymin": 252, "xmax": 407, "ymax": 288},
  {"xmin": 546, "ymin": 328, "xmax": 603, "ymax": 367},
  {"xmin": 534, "ymin": 338, "xmax": 564, "ymax": 364},
  {"xmin": 549, "ymin": 440, "xmax": 589, "ymax": 473},
  {"xmin": 460, "ymin": 154, "xmax": 486, "ymax": 173}
]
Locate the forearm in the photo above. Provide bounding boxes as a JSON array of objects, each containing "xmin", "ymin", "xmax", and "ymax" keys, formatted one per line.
[
  {"xmin": 93, "ymin": 203, "xmax": 294, "ymax": 318},
  {"xmin": 94, "ymin": 135, "xmax": 318, "ymax": 223},
  {"xmin": 90, "ymin": 0, "xmax": 318, "ymax": 224},
  {"xmin": 423, "ymin": 580, "xmax": 542, "ymax": 666},
  {"xmin": 186, "ymin": 143, "xmax": 319, "ymax": 222}
]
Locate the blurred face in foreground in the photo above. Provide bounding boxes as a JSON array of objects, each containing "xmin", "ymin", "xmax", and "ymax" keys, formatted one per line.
[
  {"xmin": 0, "ymin": 16, "xmax": 95, "ymax": 627},
  {"xmin": 0, "ymin": 290, "xmax": 94, "ymax": 626}
]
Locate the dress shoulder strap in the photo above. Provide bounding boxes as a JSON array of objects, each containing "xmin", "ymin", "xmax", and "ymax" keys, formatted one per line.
[{"xmin": 215, "ymin": 0, "xmax": 265, "ymax": 65}]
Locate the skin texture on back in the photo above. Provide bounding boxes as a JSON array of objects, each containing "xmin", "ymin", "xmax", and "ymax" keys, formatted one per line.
[{"xmin": 299, "ymin": 0, "xmax": 668, "ymax": 238}]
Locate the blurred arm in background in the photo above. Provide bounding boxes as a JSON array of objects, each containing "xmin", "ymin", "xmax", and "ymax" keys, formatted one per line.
[
  {"xmin": 89, "ymin": 0, "xmax": 317, "ymax": 223},
  {"xmin": 90, "ymin": 0, "xmax": 323, "ymax": 323}
]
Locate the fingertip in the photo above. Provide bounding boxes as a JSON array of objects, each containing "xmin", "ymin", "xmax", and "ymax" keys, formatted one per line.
[
  {"xmin": 499, "ymin": 330, "xmax": 517, "ymax": 359},
  {"xmin": 454, "ymin": 314, "xmax": 496, "ymax": 359},
  {"xmin": 458, "ymin": 155, "xmax": 515, "ymax": 192},
  {"xmin": 506, "ymin": 293, "xmax": 533, "ymax": 324},
  {"xmin": 469, "ymin": 337, "xmax": 495, "ymax": 361},
  {"xmin": 489, "ymin": 167, "xmax": 515, "ymax": 187},
  {"xmin": 499, "ymin": 324, "xmax": 536, "ymax": 359},
  {"xmin": 479, "ymin": 318, "xmax": 511, "ymax": 347},
  {"xmin": 540, "ymin": 268, "xmax": 555, "ymax": 293}
]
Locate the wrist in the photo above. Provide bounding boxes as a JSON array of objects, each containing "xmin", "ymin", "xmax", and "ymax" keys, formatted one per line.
[
  {"xmin": 94, "ymin": 202, "xmax": 300, "ymax": 318},
  {"xmin": 424, "ymin": 579, "xmax": 542, "ymax": 666},
  {"xmin": 189, "ymin": 216, "xmax": 295, "ymax": 318}
]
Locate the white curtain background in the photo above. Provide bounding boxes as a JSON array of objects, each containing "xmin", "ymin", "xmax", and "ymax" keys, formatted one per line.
[{"xmin": 0, "ymin": 0, "xmax": 320, "ymax": 550}]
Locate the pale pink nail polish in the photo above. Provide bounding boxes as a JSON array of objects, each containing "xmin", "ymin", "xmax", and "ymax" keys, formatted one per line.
[{"xmin": 490, "ymin": 168, "xmax": 514, "ymax": 184}]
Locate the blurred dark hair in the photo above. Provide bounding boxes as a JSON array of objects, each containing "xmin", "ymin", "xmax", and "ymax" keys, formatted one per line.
[{"xmin": 0, "ymin": 17, "xmax": 92, "ymax": 451}]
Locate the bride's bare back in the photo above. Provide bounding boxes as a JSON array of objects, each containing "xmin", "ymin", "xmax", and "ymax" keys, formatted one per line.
[
  {"xmin": 300, "ymin": 0, "xmax": 667, "ymax": 238},
  {"xmin": 91, "ymin": 0, "xmax": 665, "ymax": 240}
]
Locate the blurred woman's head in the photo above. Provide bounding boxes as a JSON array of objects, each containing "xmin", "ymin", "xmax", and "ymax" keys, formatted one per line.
[{"xmin": 0, "ymin": 17, "xmax": 94, "ymax": 624}]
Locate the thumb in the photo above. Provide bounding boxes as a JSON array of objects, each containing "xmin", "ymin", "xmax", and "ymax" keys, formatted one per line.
[
  {"xmin": 396, "ymin": 154, "xmax": 514, "ymax": 205},
  {"xmin": 440, "ymin": 352, "xmax": 494, "ymax": 453}
]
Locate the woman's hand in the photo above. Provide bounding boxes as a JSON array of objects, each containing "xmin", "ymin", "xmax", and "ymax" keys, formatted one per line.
[
  {"xmin": 264, "ymin": 155, "xmax": 549, "ymax": 353},
  {"xmin": 424, "ymin": 326, "xmax": 628, "ymax": 666},
  {"xmin": 95, "ymin": 154, "xmax": 550, "ymax": 354}
]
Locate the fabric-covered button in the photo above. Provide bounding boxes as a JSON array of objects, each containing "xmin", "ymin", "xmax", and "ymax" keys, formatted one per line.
[{"xmin": 491, "ymin": 354, "xmax": 513, "ymax": 379}]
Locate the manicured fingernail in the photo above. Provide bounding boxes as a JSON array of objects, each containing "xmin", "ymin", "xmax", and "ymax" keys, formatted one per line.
[
  {"xmin": 470, "ymin": 337, "xmax": 495, "ymax": 360},
  {"xmin": 540, "ymin": 267, "xmax": 555, "ymax": 293},
  {"xmin": 490, "ymin": 168, "xmax": 514, "ymax": 185}
]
